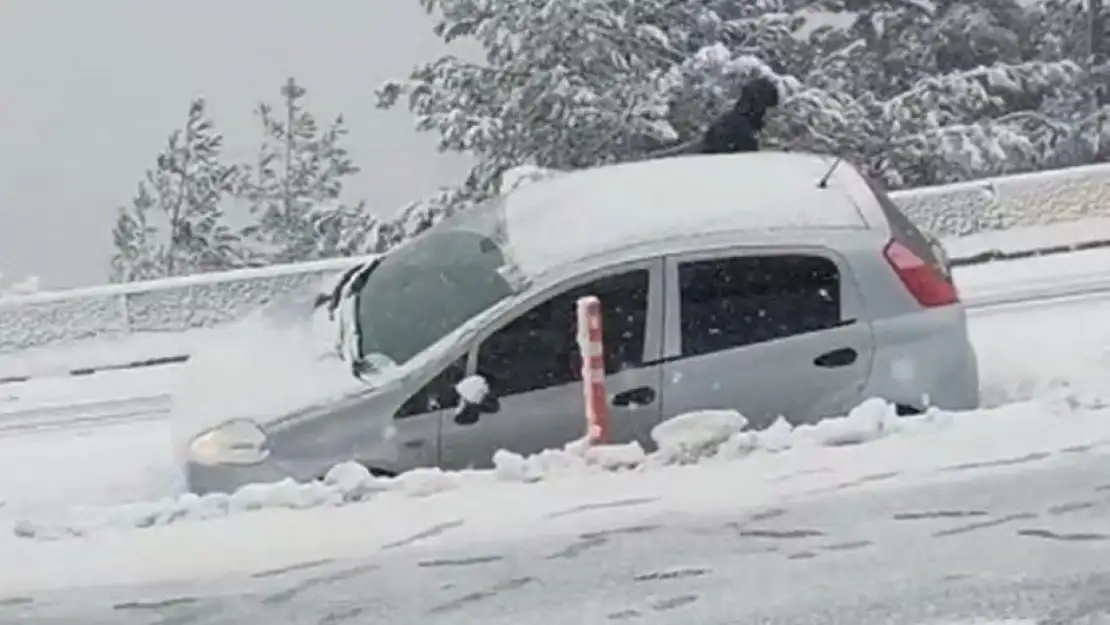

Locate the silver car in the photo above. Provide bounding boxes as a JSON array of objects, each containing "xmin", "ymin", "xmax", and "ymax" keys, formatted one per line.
[{"xmin": 184, "ymin": 152, "xmax": 979, "ymax": 493}]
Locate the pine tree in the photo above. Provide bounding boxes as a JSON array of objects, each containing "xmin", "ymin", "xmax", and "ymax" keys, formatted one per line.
[
  {"xmin": 378, "ymin": 0, "xmax": 690, "ymax": 182},
  {"xmin": 110, "ymin": 182, "xmax": 161, "ymax": 282},
  {"xmin": 240, "ymin": 77, "xmax": 365, "ymax": 263},
  {"xmin": 110, "ymin": 99, "xmax": 244, "ymax": 282}
]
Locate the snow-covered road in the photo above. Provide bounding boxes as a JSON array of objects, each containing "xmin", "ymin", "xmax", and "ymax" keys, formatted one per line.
[{"xmin": 7, "ymin": 404, "xmax": 1110, "ymax": 624}]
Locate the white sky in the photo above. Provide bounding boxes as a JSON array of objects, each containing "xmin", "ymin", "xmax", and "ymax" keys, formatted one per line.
[{"xmin": 0, "ymin": 0, "xmax": 475, "ymax": 288}]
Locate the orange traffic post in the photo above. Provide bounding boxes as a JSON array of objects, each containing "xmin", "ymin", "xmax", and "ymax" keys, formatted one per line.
[{"xmin": 576, "ymin": 295, "xmax": 609, "ymax": 445}]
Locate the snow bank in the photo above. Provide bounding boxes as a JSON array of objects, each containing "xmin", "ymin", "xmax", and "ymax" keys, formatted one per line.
[
  {"xmin": 4, "ymin": 164, "xmax": 1110, "ymax": 358},
  {"xmin": 491, "ymin": 439, "xmax": 648, "ymax": 483},
  {"xmin": 648, "ymin": 408, "xmax": 749, "ymax": 464},
  {"xmin": 14, "ymin": 398, "xmax": 953, "ymax": 541},
  {"xmin": 9, "ymin": 461, "xmax": 471, "ymax": 541},
  {"xmin": 646, "ymin": 399, "xmax": 952, "ymax": 466},
  {"xmin": 0, "ymin": 419, "xmax": 177, "ymax": 521}
]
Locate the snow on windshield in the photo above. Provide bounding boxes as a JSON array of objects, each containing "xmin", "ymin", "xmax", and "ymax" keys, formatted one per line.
[{"xmin": 354, "ymin": 211, "xmax": 526, "ymax": 368}]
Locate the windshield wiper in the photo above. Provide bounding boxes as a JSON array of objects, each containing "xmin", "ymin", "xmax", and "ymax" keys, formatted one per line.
[
  {"xmin": 313, "ymin": 256, "xmax": 384, "ymax": 378},
  {"xmin": 315, "ymin": 257, "xmax": 382, "ymax": 319}
]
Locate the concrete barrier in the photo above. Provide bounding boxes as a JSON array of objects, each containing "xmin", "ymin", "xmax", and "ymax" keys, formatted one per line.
[
  {"xmin": 4, "ymin": 161, "xmax": 1110, "ymax": 355},
  {"xmin": 0, "ymin": 256, "xmax": 369, "ymax": 354}
]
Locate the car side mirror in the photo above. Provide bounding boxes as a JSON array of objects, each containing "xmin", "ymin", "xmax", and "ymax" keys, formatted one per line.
[{"xmin": 453, "ymin": 375, "xmax": 500, "ymax": 425}]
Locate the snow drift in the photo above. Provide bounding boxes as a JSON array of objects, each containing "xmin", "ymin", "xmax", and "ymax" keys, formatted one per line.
[{"xmin": 14, "ymin": 397, "xmax": 954, "ymax": 541}]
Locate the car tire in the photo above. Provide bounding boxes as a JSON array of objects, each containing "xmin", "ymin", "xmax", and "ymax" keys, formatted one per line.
[{"xmin": 364, "ymin": 465, "xmax": 396, "ymax": 478}]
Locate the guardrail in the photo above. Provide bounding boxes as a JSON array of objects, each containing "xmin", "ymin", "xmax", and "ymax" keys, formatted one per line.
[
  {"xmin": 4, "ymin": 161, "xmax": 1110, "ymax": 355},
  {"xmin": 0, "ymin": 394, "xmax": 172, "ymax": 435},
  {"xmin": 0, "ymin": 256, "xmax": 370, "ymax": 355}
]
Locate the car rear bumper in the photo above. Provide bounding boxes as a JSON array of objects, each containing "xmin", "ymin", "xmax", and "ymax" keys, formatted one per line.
[
  {"xmin": 865, "ymin": 312, "xmax": 980, "ymax": 413},
  {"xmin": 935, "ymin": 340, "xmax": 980, "ymax": 410}
]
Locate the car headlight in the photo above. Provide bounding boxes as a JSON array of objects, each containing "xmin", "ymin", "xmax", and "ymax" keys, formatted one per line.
[{"xmin": 188, "ymin": 419, "xmax": 271, "ymax": 466}]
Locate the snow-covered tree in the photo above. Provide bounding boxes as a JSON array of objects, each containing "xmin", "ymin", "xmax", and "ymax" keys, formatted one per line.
[
  {"xmin": 110, "ymin": 99, "xmax": 245, "ymax": 282},
  {"xmin": 362, "ymin": 164, "xmax": 564, "ymax": 249},
  {"xmin": 110, "ymin": 182, "xmax": 162, "ymax": 282},
  {"xmin": 377, "ymin": 0, "xmax": 688, "ymax": 182},
  {"xmin": 371, "ymin": 179, "xmax": 481, "ymax": 249},
  {"xmin": 1026, "ymin": 0, "xmax": 1092, "ymax": 64},
  {"xmin": 793, "ymin": 0, "xmax": 1107, "ymax": 178},
  {"xmin": 239, "ymin": 77, "xmax": 367, "ymax": 263},
  {"xmin": 380, "ymin": 0, "xmax": 1099, "ymax": 200},
  {"xmin": 1017, "ymin": 0, "xmax": 1110, "ymax": 167}
]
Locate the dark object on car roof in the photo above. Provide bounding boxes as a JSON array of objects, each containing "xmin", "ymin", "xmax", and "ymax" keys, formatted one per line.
[
  {"xmin": 701, "ymin": 76, "xmax": 780, "ymax": 154},
  {"xmin": 645, "ymin": 76, "xmax": 781, "ymax": 159}
]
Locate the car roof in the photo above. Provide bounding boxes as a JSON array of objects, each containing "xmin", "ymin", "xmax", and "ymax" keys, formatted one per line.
[{"xmin": 501, "ymin": 151, "xmax": 875, "ymax": 277}]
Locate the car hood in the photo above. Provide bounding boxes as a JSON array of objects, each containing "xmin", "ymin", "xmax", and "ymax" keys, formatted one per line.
[{"xmin": 168, "ymin": 277, "xmax": 376, "ymax": 464}]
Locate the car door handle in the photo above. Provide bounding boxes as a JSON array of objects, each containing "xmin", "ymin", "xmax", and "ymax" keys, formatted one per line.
[
  {"xmin": 612, "ymin": 386, "xmax": 656, "ymax": 407},
  {"xmin": 403, "ymin": 438, "xmax": 426, "ymax": 449},
  {"xmin": 813, "ymin": 347, "xmax": 858, "ymax": 368}
]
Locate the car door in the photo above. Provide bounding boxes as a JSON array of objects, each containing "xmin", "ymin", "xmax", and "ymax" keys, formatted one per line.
[
  {"xmin": 387, "ymin": 354, "xmax": 470, "ymax": 472},
  {"xmin": 437, "ymin": 260, "xmax": 665, "ymax": 470},
  {"xmin": 660, "ymin": 247, "xmax": 874, "ymax": 430}
]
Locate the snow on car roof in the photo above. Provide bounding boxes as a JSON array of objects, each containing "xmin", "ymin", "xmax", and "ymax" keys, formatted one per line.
[{"xmin": 502, "ymin": 151, "xmax": 869, "ymax": 277}]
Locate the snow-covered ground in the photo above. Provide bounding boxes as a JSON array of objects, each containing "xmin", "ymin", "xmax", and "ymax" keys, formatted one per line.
[
  {"xmin": 0, "ymin": 367, "xmax": 176, "ymax": 414},
  {"xmin": 957, "ymin": 246, "xmax": 1110, "ymax": 304},
  {"xmin": 3, "ymin": 395, "xmax": 1110, "ymax": 623},
  {"xmin": 25, "ymin": 451, "xmax": 1110, "ymax": 624},
  {"xmin": 970, "ymin": 291, "xmax": 1110, "ymax": 408},
  {"xmin": 0, "ymin": 419, "xmax": 175, "ymax": 521}
]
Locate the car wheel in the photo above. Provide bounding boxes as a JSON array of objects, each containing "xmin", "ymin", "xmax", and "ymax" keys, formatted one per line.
[
  {"xmin": 364, "ymin": 465, "xmax": 396, "ymax": 478},
  {"xmin": 895, "ymin": 403, "xmax": 923, "ymax": 416}
]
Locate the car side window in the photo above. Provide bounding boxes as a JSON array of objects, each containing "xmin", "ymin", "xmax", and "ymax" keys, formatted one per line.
[
  {"xmin": 394, "ymin": 355, "xmax": 468, "ymax": 419},
  {"xmin": 678, "ymin": 254, "xmax": 841, "ymax": 358},
  {"xmin": 476, "ymin": 269, "xmax": 650, "ymax": 397}
]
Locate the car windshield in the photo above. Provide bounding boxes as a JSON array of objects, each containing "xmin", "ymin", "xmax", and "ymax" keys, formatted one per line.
[{"xmin": 354, "ymin": 197, "xmax": 526, "ymax": 367}]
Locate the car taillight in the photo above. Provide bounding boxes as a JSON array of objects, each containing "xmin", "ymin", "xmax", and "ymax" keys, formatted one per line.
[{"xmin": 882, "ymin": 239, "xmax": 959, "ymax": 308}]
